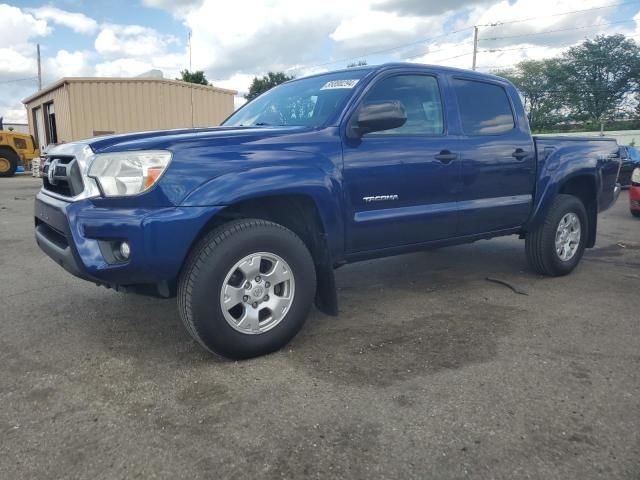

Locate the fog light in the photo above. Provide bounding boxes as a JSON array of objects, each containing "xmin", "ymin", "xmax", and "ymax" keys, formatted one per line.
[{"xmin": 119, "ymin": 241, "xmax": 131, "ymax": 260}]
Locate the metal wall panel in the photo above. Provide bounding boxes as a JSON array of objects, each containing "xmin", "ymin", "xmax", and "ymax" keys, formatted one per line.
[{"xmin": 25, "ymin": 78, "xmax": 236, "ymax": 142}]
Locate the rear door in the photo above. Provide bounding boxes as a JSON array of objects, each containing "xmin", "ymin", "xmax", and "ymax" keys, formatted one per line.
[
  {"xmin": 451, "ymin": 78, "xmax": 536, "ymax": 235},
  {"xmin": 342, "ymin": 71, "xmax": 461, "ymax": 253}
]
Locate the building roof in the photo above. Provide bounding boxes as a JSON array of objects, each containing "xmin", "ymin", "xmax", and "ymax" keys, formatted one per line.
[{"xmin": 22, "ymin": 77, "xmax": 237, "ymax": 104}]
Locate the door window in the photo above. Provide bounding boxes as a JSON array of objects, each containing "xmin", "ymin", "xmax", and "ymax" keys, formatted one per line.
[
  {"xmin": 13, "ymin": 138, "xmax": 27, "ymax": 150},
  {"xmin": 453, "ymin": 79, "xmax": 515, "ymax": 135},
  {"xmin": 360, "ymin": 75, "xmax": 444, "ymax": 135}
]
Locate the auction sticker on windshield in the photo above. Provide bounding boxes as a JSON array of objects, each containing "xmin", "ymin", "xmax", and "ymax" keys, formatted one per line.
[{"xmin": 320, "ymin": 79, "xmax": 359, "ymax": 90}]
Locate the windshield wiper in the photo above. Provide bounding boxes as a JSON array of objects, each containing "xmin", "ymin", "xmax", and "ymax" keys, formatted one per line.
[{"xmin": 254, "ymin": 122, "xmax": 271, "ymax": 126}]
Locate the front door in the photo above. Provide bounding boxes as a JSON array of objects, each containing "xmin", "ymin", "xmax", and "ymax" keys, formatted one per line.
[{"xmin": 342, "ymin": 72, "xmax": 461, "ymax": 253}]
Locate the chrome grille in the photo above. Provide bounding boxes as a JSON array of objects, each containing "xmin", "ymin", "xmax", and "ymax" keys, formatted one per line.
[{"xmin": 42, "ymin": 156, "xmax": 84, "ymax": 198}]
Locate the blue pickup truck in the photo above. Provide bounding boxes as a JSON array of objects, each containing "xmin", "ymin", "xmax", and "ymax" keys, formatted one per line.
[{"xmin": 35, "ymin": 63, "xmax": 621, "ymax": 359}]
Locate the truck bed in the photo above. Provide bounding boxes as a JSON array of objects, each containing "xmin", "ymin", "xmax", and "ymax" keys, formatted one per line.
[{"xmin": 533, "ymin": 135, "xmax": 620, "ymax": 213}]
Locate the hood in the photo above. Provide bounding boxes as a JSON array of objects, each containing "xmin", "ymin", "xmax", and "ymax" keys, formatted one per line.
[{"xmin": 81, "ymin": 125, "xmax": 310, "ymax": 153}]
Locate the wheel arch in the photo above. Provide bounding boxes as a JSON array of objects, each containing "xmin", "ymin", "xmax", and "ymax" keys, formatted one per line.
[
  {"xmin": 182, "ymin": 193, "xmax": 340, "ymax": 316},
  {"xmin": 557, "ymin": 174, "xmax": 598, "ymax": 248},
  {"xmin": 527, "ymin": 171, "xmax": 599, "ymax": 248}
]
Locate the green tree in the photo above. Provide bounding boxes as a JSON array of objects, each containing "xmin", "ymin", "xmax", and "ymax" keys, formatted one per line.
[
  {"xmin": 245, "ymin": 72, "xmax": 294, "ymax": 101},
  {"xmin": 493, "ymin": 59, "xmax": 566, "ymax": 131},
  {"xmin": 559, "ymin": 35, "xmax": 640, "ymax": 129},
  {"xmin": 177, "ymin": 69, "xmax": 209, "ymax": 85},
  {"xmin": 347, "ymin": 60, "xmax": 368, "ymax": 68}
]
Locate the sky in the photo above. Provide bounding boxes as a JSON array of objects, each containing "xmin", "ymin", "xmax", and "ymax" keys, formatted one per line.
[{"xmin": 1, "ymin": 0, "xmax": 640, "ymax": 123}]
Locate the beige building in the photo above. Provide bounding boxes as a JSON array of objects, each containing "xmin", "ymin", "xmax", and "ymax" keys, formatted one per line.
[{"xmin": 22, "ymin": 77, "xmax": 237, "ymax": 150}]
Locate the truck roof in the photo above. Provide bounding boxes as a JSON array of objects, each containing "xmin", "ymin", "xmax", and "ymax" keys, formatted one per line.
[{"xmin": 294, "ymin": 62, "xmax": 508, "ymax": 84}]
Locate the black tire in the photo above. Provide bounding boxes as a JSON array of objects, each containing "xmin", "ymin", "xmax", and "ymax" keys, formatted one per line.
[
  {"xmin": 177, "ymin": 219, "xmax": 316, "ymax": 359},
  {"xmin": 525, "ymin": 194, "xmax": 588, "ymax": 276},
  {"xmin": 0, "ymin": 148, "xmax": 18, "ymax": 177},
  {"xmin": 632, "ymin": 210, "xmax": 640, "ymax": 218}
]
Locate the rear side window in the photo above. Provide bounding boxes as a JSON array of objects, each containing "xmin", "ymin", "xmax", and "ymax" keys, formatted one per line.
[{"xmin": 453, "ymin": 79, "xmax": 514, "ymax": 135}]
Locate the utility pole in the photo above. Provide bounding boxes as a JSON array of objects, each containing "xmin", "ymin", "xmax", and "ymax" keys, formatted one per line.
[
  {"xmin": 188, "ymin": 30, "xmax": 194, "ymax": 128},
  {"xmin": 37, "ymin": 43, "xmax": 42, "ymax": 90},
  {"xmin": 472, "ymin": 26, "xmax": 479, "ymax": 71},
  {"xmin": 188, "ymin": 30, "xmax": 192, "ymax": 71}
]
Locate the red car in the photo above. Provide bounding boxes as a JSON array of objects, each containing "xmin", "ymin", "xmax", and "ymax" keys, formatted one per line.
[{"xmin": 631, "ymin": 168, "xmax": 640, "ymax": 218}]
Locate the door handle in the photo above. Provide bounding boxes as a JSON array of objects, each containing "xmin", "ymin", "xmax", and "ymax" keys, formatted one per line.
[
  {"xmin": 512, "ymin": 149, "xmax": 529, "ymax": 160},
  {"xmin": 434, "ymin": 150, "xmax": 457, "ymax": 163}
]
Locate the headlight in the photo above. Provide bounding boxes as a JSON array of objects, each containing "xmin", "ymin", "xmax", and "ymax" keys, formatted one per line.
[
  {"xmin": 632, "ymin": 168, "xmax": 640, "ymax": 185},
  {"xmin": 88, "ymin": 150, "xmax": 172, "ymax": 197}
]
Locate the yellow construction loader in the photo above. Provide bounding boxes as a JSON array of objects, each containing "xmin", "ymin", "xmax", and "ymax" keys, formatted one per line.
[{"xmin": 0, "ymin": 130, "xmax": 40, "ymax": 177}]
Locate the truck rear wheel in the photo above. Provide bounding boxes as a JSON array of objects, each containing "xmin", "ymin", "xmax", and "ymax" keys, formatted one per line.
[
  {"xmin": 0, "ymin": 148, "xmax": 18, "ymax": 177},
  {"xmin": 177, "ymin": 219, "xmax": 316, "ymax": 359},
  {"xmin": 525, "ymin": 194, "xmax": 587, "ymax": 276}
]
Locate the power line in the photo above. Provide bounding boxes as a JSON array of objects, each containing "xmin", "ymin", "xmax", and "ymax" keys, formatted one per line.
[
  {"xmin": 479, "ymin": 32, "xmax": 640, "ymax": 54},
  {"xmin": 479, "ymin": 19, "xmax": 638, "ymax": 41},
  {"xmin": 0, "ymin": 76, "xmax": 38, "ymax": 85},
  {"xmin": 477, "ymin": 0, "xmax": 640, "ymax": 27},
  {"xmin": 290, "ymin": 26, "xmax": 475, "ymax": 73},
  {"xmin": 478, "ymin": 40, "xmax": 640, "ymax": 71},
  {"xmin": 410, "ymin": 51, "xmax": 474, "ymax": 63},
  {"xmin": 412, "ymin": 40, "xmax": 474, "ymax": 57}
]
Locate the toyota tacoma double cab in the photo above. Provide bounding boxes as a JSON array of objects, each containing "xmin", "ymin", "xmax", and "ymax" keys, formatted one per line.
[{"xmin": 35, "ymin": 63, "xmax": 622, "ymax": 359}]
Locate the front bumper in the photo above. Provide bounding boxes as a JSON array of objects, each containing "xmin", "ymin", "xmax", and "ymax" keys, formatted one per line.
[{"xmin": 34, "ymin": 191, "xmax": 222, "ymax": 295}]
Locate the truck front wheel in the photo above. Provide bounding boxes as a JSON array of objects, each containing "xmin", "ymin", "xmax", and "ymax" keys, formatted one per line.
[
  {"xmin": 0, "ymin": 148, "xmax": 18, "ymax": 177},
  {"xmin": 177, "ymin": 219, "xmax": 316, "ymax": 359},
  {"xmin": 525, "ymin": 194, "xmax": 587, "ymax": 276}
]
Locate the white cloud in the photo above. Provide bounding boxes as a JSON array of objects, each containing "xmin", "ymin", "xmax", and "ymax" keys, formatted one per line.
[
  {"xmin": 28, "ymin": 6, "xmax": 98, "ymax": 35},
  {"xmin": 375, "ymin": 0, "xmax": 495, "ymax": 16},
  {"xmin": 179, "ymin": 0, "xmax": 454, "ymax": 79},
  {"xmin": 142, "ymin": 0, "xmax": 203, "ymax": 14},
  {"xmin": 0, "ymin": 102, "xmax": 28, "ymax": 123},
  {"xmin": 0, "ymin": 3, "xmax": 49, "ymax": 46},
  {"xmin": 330, "ymin": 10, "xmax": 447, "ymax": 53},
  {"xmin": 46, "ymin": 50, "xmax": 93, "ymax": 79},
  {"xmin": 184, "ymin": 0, "xmax": 347, "ymax": 78},
  {"xmin": 0, "ymin": 3, "xmax": 49, "ymax": 123},
  {"xmin": 0, "ymin": 47, "xmax": 37, "ymax": 76},
  {"xmin": 94, "ymin": 58, "xmax": 155, "ymax": 77},
  {"xmin": 95, "ymin": 24, "xmax": 179, "ymax": 58},
  {"xmin": 210, "ymin": 73, "xmax": 255, "ymax": 98}
]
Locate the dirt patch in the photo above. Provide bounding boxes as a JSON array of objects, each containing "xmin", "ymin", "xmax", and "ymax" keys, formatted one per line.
[{"xmin": 289, "ymin": 301, "xmax": 520, "ymax": 388}]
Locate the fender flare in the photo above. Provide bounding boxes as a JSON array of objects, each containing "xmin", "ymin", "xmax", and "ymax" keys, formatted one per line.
[{"xmin": 182, "ymin": 165, "xmax": 344, "ymax": 315}]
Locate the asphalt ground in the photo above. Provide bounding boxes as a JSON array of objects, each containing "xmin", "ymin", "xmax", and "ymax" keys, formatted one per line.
[{"xmin": 0, "ymin": 175, "xmax": 638, "ymax": 479}]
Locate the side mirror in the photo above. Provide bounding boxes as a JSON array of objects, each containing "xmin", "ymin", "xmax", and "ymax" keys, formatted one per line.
[{"xmin": 350, "ymin": 101, "xmax": 407, "ymax": 137}]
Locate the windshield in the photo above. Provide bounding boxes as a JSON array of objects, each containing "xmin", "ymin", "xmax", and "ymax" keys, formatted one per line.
[
  {"xmin": 628, "ymin": 146, "xmax": 640, "ymax": 161},
  {"xmin": 223, "ymin": 70, "xmax": 371, "ymax": 128}
]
